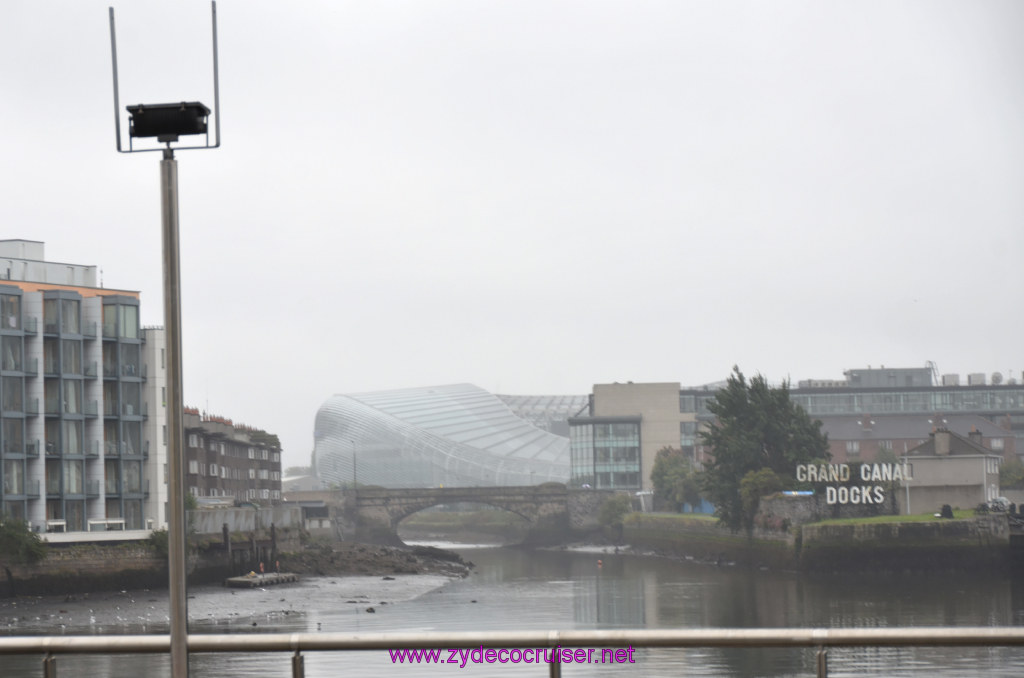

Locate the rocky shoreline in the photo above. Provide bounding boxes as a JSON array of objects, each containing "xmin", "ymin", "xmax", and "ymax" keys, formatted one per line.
[
  {"xmin": 277, "ymin": 542, "xmax": 473, "ymax": 579},
  {"xmin": 0, "ymin": 542, "xmax": 474, "ymax": 634}
]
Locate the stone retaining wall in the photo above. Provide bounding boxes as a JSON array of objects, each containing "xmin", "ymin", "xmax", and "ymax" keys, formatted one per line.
[
  {"xmin": 623, "ymin": 512, "xmax": 1014, "ymax": 573},
  {"xmin": 6, "ymin": 543, "xmax": 165, "ymax": 595}
]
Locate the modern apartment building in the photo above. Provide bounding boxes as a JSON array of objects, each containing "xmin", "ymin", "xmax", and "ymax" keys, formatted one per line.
[
  {"xmin": 569, "ymin": 382, "xmax": 698, "ymax": 491},
  {"xmin": 0, "ymin": 240, "xmax": 279, "ymax": 533},
  {"xmin": 0, "ymin": 240, "xmax": 155, "ymax": 532}
]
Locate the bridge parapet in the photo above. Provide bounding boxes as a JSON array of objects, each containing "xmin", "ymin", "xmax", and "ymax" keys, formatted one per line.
[{"xmin": 346, "ymin": 485, "xmax": 579, "ymax": 545}]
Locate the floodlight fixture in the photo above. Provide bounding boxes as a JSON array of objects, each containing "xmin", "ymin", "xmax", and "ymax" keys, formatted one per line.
[
  {"xmin": 126, "ymin": 102, "xmax": 211, "ymax": 143},
  {"xmin": 109, "ymin": 2, "xmax": 221, "ymax": 152}
]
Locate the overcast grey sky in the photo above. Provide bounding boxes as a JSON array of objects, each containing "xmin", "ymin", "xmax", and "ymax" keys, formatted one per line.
[{"xmin": 2, "ymin": 1, "xmax": 1023, "ymax": 469}]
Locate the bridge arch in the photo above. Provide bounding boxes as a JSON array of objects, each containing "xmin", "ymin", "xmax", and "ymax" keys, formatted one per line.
[{"xmin": 348, "ymin": 485, "xmax": 574, "ymax": 545}]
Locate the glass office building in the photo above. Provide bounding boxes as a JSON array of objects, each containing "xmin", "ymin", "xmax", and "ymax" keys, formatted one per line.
[{"xmin": 312, "ymin": 384, "xmax": 574, "ymax": 488}]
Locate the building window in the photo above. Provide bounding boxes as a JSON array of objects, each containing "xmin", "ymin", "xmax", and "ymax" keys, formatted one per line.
[
  {"xmin": 188, "ymin": 460, "xmax": 199, "ymax": 475},
  {"xmin": 991, "ymin": 438, "xmax": 1004, "ymax": 451},
  {"xmin": 188, "ymin": 434, "xmax": 199, "ymax": 448},
  {"xmin": 1, "ymin": 294, "xmax": 21, "ymax": 330},
  {"xmin": 249, "ymin": 469, "xmax": 256, "ymax": 480},
  {"xmin": 846, "ymin": 441, "xmax": 860, "ymax": 455},
  {"xmin": 879, "ymin": 440, "xmax": 893, "ymax": 454}
]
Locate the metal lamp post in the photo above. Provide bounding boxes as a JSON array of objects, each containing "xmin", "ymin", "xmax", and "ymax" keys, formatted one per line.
[{"xmin": 108, "ymin": 5, "xmax": 221, "ymax": 678}]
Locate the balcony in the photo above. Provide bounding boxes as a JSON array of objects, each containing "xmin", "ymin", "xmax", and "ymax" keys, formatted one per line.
[
  {"xmin": 104, "ymin": 440, "xmax": 119, "ymax": 457},
  {"xmin": 86, "ymin": 479, "xmax": 100, "ymax": 497},
  {"xmin": 86, "ymin": 440, "xmax": 100, "ymax": 457},
  {"xmin": 84, "ymin": 361, "xmax": 98, "ymax": 378},
  {"xmin": 25, "ymin": 479, "xmax": 40, "ymax": 498},
  {"xmin": 82, "ymin": 321, "xmax": 97, "ymax": 339},
  {"xmin": 23, "ymin": 316, "xmax": 37, "ymax": 335},
  {"xmin": 23, "ymin": 356, "xmax": 38, "ymax": 377},
  {"xmin": 45, "ymin": 441, "xmax": 58, "ymax": 457},
  {"xmin": 43, "ymin": 322, "xmax": 59, "ymax": 335},
  {"xmin": 123, "ymin": 479, "xmax": 149, "ymax": 497},
  {"xmin": 103, "ymin": 363, "xmax": 118, "ymax": 378},
  {"xmin": 24, "ymin": 398, "xmax": 38, "ymax": 416},
  {"xmin": 84, "ymin": 400, "xmax": 98, "ymax": 417},
  {"xmin": 26, "ymin": 439, "xmax": 39, "ymax": 457}
]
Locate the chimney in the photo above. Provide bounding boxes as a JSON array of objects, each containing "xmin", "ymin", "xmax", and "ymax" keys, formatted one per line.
[
  {"xmin": 935, "ymin": 428, "xmax": 952, "ymax": 456},
  {"xmin": 968, "ymin": 425, "xmax": 983, "ymax": 446}
]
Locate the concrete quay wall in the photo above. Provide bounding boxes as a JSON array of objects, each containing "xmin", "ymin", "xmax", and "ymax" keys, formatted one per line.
[{"xmin": 624, "ymin": 513, "xmax": 1015, "ymax": 573}]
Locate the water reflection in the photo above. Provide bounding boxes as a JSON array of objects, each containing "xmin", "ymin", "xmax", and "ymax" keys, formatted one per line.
[{"xmin": 6, "ymin": 546, "xmax": 1024, "ymax": 677}]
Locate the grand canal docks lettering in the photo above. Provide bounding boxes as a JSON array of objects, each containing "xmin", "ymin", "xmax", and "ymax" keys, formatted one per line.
[{"xmin": 795, "ymin": 462, "xmax": 910, "ymax": 505}]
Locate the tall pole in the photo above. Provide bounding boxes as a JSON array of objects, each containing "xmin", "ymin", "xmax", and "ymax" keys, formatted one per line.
[{"xmin": 161, "ymin": 147, "xmax": 189, "ymax": 678}]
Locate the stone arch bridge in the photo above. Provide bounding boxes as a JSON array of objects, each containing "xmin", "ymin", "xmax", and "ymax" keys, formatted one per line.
[{"xmin": 338, "ymin": 485, "xmax": 613, "ymax": 545}]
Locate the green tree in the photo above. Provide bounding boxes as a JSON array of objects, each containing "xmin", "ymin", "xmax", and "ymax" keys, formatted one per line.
[
  {"xmin": 598, "ymin": 494, "xmax": 632, "ymax": 528},
  {"xmin": 739, "ymin": 468, "xmax": 783, "ymax": 528},
  {"xmin": 651, "ymin": 447, "xmax": 702, "ymax": 511},
  {"xmin": 0, "ymin": 519, "xmax": 46, "ymax": 597},
  {"xmin": 700, "ymin": 366, "xmax": 829, "ymax": 534},
  {"xmin": 1000, "ymin": 455, "xmax": 1024, "ymax": 489}
]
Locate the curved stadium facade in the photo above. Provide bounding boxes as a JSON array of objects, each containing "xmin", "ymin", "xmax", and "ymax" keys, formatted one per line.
[{"xmin": 313, "ymin": 384, "xmax": 585, "ymax": 488}]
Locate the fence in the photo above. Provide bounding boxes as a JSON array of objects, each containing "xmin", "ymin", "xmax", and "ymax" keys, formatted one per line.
[{"xmin": 3, "ymin": 627, "xmax": 1024, "ymax": 678}]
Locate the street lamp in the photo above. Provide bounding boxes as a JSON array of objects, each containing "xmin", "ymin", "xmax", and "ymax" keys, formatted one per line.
[{"xmin": 108, "ymin": 5, "xmax": 221, "ymax": 678}]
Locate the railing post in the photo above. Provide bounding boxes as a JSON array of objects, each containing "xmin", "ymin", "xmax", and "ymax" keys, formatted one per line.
[
  {"xmin": 548, "ymin": 650, "xmax": 560, "ymax": 678},
  {"xmin": 291, "ymin": 650, "xmax": 304, "ymax": 678},
  {"xmin": 42, "ymin": 653, "xmax": 57, "ymax": 678},
  {"xmin": 816, "ymin": 647, "xmax": 828, "ymax": 678}
]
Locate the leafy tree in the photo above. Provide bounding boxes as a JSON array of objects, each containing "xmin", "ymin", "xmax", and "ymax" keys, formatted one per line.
[
  {"xmin": 739, "ymin": 468, "xmax": 783, "ymax": 528},
  {"xmin": 1000, "ymin": 455, "xmax": 1024, "ymax": 489},
  {"xmin": 598, "ymin": 494, "xmax": 632, "ymax": 530},
  {"xmin": 651, "ymin": 447, "xmax": 702, "ymax": 511},
  {"xmin": 0, "ymin": 519, "xmax": 46, "ymax": 597},
  {"xmin": 700, "ymin": 366, "xmax": 829, "ymax": 534}
]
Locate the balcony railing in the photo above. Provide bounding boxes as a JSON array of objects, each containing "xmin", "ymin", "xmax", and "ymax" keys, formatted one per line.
[
  {"xmin": 26, "ymin": 439, "xmax": 39, "ymax": 457},
  {"xmin": 84, "ymin": 361, "xmax": 98, "ymax": 377},
  {"xmin": 82, "ymin": 321, "xmax": 97, "ymax": 339},
  {"xmin": 23, "ymin": 316, "xmax": 37, "ymax": 334},
  {"xmin": 86, "ymin": 479, "xmax": 100, "ymax": 497},
  {"xmin": 86, "ymin": 439, "xmax": 100, "ymax": 457},
  {"xmin": 25, "ymin": 479, "xmax": 40, "ymax": 497},
  {"xmin": 24, "ymin": 397, "xmax": 39, "ymax": 416},
  {"xmin": 3, "ymin": 628, "xmax": 1024, "ymax": 678}
]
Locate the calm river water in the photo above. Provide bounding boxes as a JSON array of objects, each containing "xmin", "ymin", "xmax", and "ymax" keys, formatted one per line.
[{"xmin": 6, "ymin": 543, "xmax": 1024, "ymax": 677}]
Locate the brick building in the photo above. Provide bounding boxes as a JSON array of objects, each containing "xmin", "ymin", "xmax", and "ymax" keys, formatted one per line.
[{"xmin": 184, "ymin": 408, "xmax": 282, "ymax": 504}]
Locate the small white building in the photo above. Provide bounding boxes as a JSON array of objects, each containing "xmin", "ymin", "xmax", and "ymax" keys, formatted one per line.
[{"xmin": 901, "ymin": 428, "xmax": 1001, "ymax": 514}]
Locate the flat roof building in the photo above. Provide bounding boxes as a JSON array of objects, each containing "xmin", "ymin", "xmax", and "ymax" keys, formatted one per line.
[{"xmin": 0, "ymin": 240, "xmax": 154, "ymax": 532}]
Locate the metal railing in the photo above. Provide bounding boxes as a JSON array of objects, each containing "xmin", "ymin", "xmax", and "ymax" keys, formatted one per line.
[{"xmin": 3, "ymin": 627, "xmax": 1024, "ymax": 678}]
